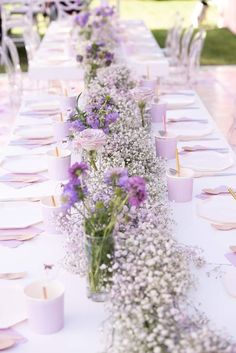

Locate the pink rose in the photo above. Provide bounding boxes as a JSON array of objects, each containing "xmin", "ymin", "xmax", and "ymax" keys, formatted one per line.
[{"xmin": 76, "ymin": 128, "xmax": 106, "ymax": 151}]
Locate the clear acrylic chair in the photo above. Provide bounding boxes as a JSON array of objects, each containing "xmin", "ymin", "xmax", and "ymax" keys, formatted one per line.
[
  {"xmin": 187, "ymin": 29, "xmax": 206, "ymax": 84},
  {"xmin": 0, "ymin": 45, "xmax": 22, "ymax": 107},
  {"xmin": 179, "ymin": 26, "xmax": 194, "ymax": 67}
]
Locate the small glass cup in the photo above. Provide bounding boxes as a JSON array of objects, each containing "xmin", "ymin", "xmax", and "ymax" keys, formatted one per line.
[
  {"xmin": 155, "ymin": 132, "xmax": 177, "ymax": 159},
  {"xmin": 41, "ymin": 196, "xmax": 63, "ymax": 234},
  {"xmin": 151, "ymin": 103, "xmax": 167, "ymax": 123},
  {"xmin": 166, "ymin": 167, "xmax": 194, "ymax": 202},
  {"xmin": 24, "ymin": 280, "xmax": 64, "ymax": 335},
  {"xmin": 46, "ymin": 149, "xmax": 71, "ymax": 181}
]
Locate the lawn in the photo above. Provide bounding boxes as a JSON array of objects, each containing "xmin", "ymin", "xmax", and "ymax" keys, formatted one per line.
[{"xmin": 117, "ymin": 0, "xmax": 236, "ymax": 65}]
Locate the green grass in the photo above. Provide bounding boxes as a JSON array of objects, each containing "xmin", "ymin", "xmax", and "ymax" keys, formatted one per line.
[{"xmin": 152, "ymin": 27, "xmax": 236, "ymax": 65}]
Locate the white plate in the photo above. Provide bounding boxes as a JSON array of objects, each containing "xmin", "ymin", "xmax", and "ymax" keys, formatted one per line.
[
  {"xmin": 180, "ymin": 151, "xmax": 234, "ymax": 172},
  {"xmin": 2, "ymin": 156, "xmax": 47, "ymax": 174},
  {"xmin": 0, "ymin": 285, "xmax": 27, "ymax": 328},
  {"xmin": 0, "ymin": 201, "xmax": 42, "ymax": 229},
  {"xmin": 24, "ymin": 101, "xmax": 59, "ymax": 112},
  {"xmin": 168, "ymin": 121, "xmax": 213, "ymax": 140},
  {"xmin": 197, "ymin": 195, "xmax": 236, "ymax": 224},
  {"xmin": 16, "ymin": 127, "xmax": 53, "ymax": 140},
  {"xmin": 159, "ymin": 95, "xmax": 195, "ymax": 109}
]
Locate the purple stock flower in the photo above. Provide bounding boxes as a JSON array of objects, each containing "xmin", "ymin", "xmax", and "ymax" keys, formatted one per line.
[
  {"xmin": 75, "ymin": 12, "xmax": 90, "ymax": 28},
  {"xmin": 127, "ymin": 176, "xmax": 147, "ymax": 207},
  {"xmin": 69, "ymin": 162, "xmax": 89, "ymax": 180},
  {"xmin": 104, "ymin": 168, "xmax": 128, "ymax": 186}
]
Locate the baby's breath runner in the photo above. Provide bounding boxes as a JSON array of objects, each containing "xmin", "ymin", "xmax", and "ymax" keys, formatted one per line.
[{"xmin": 60, "ymin": 4, "xmax": 236, "ymax": 352}]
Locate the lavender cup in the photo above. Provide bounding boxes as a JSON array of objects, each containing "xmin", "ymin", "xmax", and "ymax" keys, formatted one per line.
[
  {"xmin": 155, "ymin": 132, "xmax": 177, "ymax": 159},
  {"xmin": 24, "ymin": 280, "xmax": 64, "ymax": 335},
  {"xmin": 167, "ymin": 168, "xmax": 194, "ymax": 202},
  {"xmin": 52, "ymin": 119, "xmax": 70, "ymax": 143},
  {"xmin": 41, "ymin": 196, "xmax": 63, "ymax": 234},
  {"xmin": 47, "ymin": 149, "xmax": 71, "ymax": 181},
  {"xmin": 151, "ymin": 103, "xmax": 167, "ymax": 123},
  {"xmin": 60, "ymin": 96, "xmax": 77, "ymax": 114},
  {"xmin": 140, "ymin": 79, "xmax": 156, "ymax": 90}
]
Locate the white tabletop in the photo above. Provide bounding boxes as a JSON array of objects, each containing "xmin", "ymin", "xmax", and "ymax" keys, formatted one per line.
[{"xmin": 28, "ymin": 19, "xmax": 169, "ymax": 81}]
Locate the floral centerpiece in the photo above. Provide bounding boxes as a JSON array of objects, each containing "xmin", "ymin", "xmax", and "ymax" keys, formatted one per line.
[
  {"xmin": 68, "ymin": 94, "xmax": 119, "ymax": 170},
  {"xmin": 77, "ymin": 41, "xmax": 115, "ymax": 84},
  {"xmin": 75, "ymin": 4, "xmax": 116, "ymax": 42},
  {"xmin": 61, "ymin": 164, "xmax": 147, "ymax": 301}
]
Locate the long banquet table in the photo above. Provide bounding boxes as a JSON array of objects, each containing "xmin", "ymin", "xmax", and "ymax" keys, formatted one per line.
[
  {"xmin": 1, "ymin": 18, "xmax": 236, "ymax": 353},
  {"xmin": 28, "ymin": 19, "xmax": 169, "ymax": 81}
]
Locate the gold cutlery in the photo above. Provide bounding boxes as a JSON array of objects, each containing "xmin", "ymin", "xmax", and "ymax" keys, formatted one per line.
[
  {"xmin": 0, "ymin": 233, "xmax": 38, "ymax": 241},
  {"xmin": 0, "ymin": 272, "xmax": 27, "ymax": 280},
  {"xmin": 0, "ymin": 336, "xmax": 16, "ymax": 350},
  {"xmin": 228, "ymin": 187, "xmax": 236, "ymax": 200}
]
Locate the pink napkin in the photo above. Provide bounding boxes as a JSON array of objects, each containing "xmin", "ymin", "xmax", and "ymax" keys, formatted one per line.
[
  {"xmin": 196, "ymin": 185, "xmax": 230, "ymax": 200},
  {"xmin": 0, "ymin": 173, "xmax": 48, "ymax": 189},
  {"xmin": 225, "ymin": 253, "xmax": 236, "ymax": 267},
  {"xmin": 0, "ymin": 328, "xmax": 27, "ymax": 346},
  {"xmin": 0, "ymin": 226, "xmax": 43, "ymax": 248}
]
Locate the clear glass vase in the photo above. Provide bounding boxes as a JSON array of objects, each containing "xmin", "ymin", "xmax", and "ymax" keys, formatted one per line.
[{"xmin": 85, "ymin": 233, "xmax": 114, "ymax": 302}]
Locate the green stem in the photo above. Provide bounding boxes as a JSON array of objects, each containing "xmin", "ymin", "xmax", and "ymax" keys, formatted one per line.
[{"xmin": 89, "ymin": 150, "xmax": 98, "ymax": 171}]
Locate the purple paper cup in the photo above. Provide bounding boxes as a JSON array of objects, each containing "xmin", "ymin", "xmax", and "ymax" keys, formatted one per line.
[
  {"xmin": 47, "ymin": 149, "xmax": 71, "ymax": 181},
  {"xmin": 140, "ymin": 79, "xmax": 156, "ymax": 90},
  {"xmin": 155, "ymin": 132, "xmax": 177, "ymax": 159},
  {"xmin": 60, "ymin": 96, "xmax": 77, "ymax": 113},
  {"xmin": 151, "ymin": 103, "xmax": 167, "ymax": 123},
  {"xmin": 24, "ymin": 280, "xmax": 64, "ymax": 335},
  {"xmin": 52, "ymin": 119, "xmax": 70, "ymax": 143},
  {"xmin": 166, "ymin": 168, "xmax": 194, "ymax": 202},
  {"xmin": 41, "ymin": 196, "xmax": 63, "ymax": 234}
]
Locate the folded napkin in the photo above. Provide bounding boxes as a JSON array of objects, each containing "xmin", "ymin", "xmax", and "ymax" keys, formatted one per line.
[
  {"xmin": 196, "ymin": 185, "xmax": 231, "ymax": 200},
  {"xmin": 225, "ymin": 253, "xmax": 236, "ymax": 267},
  {"xmin": 0, "ymin": 226, "xmax": 43, "ymax": 248},
  {"xmin": 0, "ymin": 173, "xmax": 48, "ymax": 189}
]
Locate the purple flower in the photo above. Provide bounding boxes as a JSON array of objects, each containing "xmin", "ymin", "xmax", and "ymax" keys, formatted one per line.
[
  {"xmin": 76, "ymin": 54, "xmax": 83, "ymax": 63},
  {"xmin": 127, "ymin": 176, "xmax": 147, "ymax": 207},
  {"xmin": 69, "ymin": 162, "xmax": 89, "ymax": 180},
  {"xmin": 62, "ymin": 179, "xmax": 88, "ymax": 210},
  {"xmin": 104, "ymin": 51, "xmax": 114, "ymax": 66},
  {"xmin": 104, "ymin": 168, "xmax": 128, "ymax": 186},
  {"xmin": 61, "ymin": 180, "xmax": 80, "ymax": 209},
  {"xmin": 105, "ymin": 112, "xmax": 119, "ymax": 124},
  {"xmin": 70, "ymin": 120, "xmax": 87, "ymax": 132},
  {"xmin": 95, "ymin": 5, "xmax": 114, "ymax": 17},
  {"xmin": 75, "ymin": 12, "xmax": 90, "ymax": 28}
]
